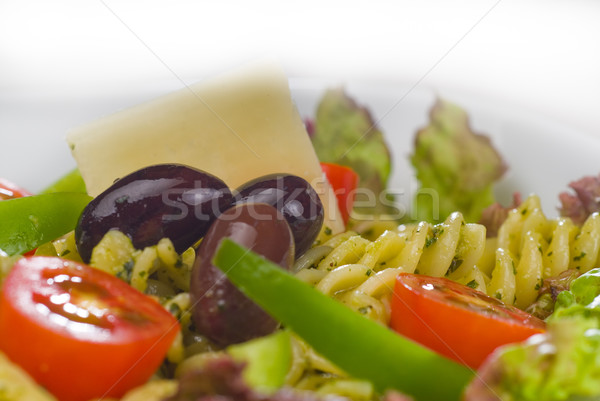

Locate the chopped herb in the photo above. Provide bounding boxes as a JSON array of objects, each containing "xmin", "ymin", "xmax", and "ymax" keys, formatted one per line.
[
  {"xmin": 447, "ymin": 258, "xmax": 463, "ymax": 275},
  {"xmin": 60, "ymin": 249, "xmax": 71, "ymax": 256},
  {"xmin": 174, "ymin": 258, "xmax": 183, "ymax": 268},
  {"xmin": 116, "ymin": 260, "xmax": 134, "ymax": 282},
  {"xmin": 324, "ymin": 227, "xmax": 332, "ymax": 236},
  {"xmin": 466, "ymin": 280, "xmax": 478, "ymax": 289},
  {"xmin": 366, "ymin": 269, "xmax": 373, "ymax": 277},
  {"xmin": 547, "ymin": 251, "xmax": 553, "ymax": 257},
  {"xmin": 538, "ymin": 246, "xmax": 543, "ymax": 254},
  {"xmin": 425, "ymin": 226, "xmax": 444, "ymax": 248},
  {"xmin": 573, "ymin": 252, "xmax": 587, "ymax": 261},
  {"xmin": 139, "ymin": 271, "xmax": 147, "ymax": 278},
  {"xmin": 521, "ymin": 208, "xmax": 528, "ymax": 215},
  {"xmin": 512, "ymin": 261, "xmax": 517, "ymax": 275},
  {"xmin": 425, "ymin": 236, "xmax": 436, "ymax": 248},
  {"xmin": 309, "ymin": 255, "xmax": 327, "ymax": 269},
  {"xmin": 495, "ymin": 292, "xmax": 502, "ymax": 300}
]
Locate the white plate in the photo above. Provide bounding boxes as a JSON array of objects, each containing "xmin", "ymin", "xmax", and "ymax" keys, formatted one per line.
[{"xmin": 2, "ymin": 78, "xmax": 599, "ymax": 220}]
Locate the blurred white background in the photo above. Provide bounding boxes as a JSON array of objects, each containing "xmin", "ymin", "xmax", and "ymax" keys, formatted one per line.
[{"xmin": 1, "ymin": 0, "xmax": 599, "ymax": 192}]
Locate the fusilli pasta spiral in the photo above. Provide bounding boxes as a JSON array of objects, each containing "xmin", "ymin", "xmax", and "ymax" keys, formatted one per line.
[{"xmin": 296, "ymin": 194, "xmax": 600, "ymax": 316}]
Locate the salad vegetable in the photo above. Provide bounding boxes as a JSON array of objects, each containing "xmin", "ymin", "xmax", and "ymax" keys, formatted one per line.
[
  {"xmin": 559, "ymin": 174, "xmax": 600, "ymax": 225},
  {"xmin": 39, "ymin": 168, "xmax": 87, "ymax": 195},
  {"xmin": 227, "ymin": 330, "xmax": 293, "ymax": 393},
  {"xmin": 0, "ymin": 178, "xmax": 32, "ymax": 200},
  {"xmin": 234, "ymin": 173, "xmax": 325, "ymax": 256},
  {"xmin": 389, "ymin": 273, "xmax": 546, "ymax": 369},
  {"xmin": 466, "ymin": 268, "xmax": 600, "ymax": 400},
  {"xmin": 213, "ymin": 238, "xmax": 474, "ymax": 401},
  {"xmin": 190, "ymin": 203, "xmax": 295, "ymax": 346},
  {"xmin": 0, "ymin": 256, "xmax": 180, "ymax": 401},
  {"xmin": 0, "ymin": 192, "xmax": 92, "ymax": 256},
  {"xmin": 411, "ymin": 99, "xmax": 506, "ymax": 223},
  {"xmin": 320, "ymin": 162, "xmax": 359, "ymax": 225},
  {"xmin": 75, "ymin": 164, "xmax": 233, "ymax": 263},
  {"xmin": 310, "ymin": 89, "xmax": 394, "ymax": 216}
]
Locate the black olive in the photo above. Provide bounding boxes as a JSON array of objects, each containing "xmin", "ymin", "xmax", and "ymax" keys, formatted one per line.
[
  {"xmin": 235, "ymin": 174, "xmax": 323, "ymax": 256},
  {"xmin": 76, "ymin": 164, "xmax": 233, "ymax": 262},
  {"xmin": 190, "ymin": 203, "xmax": 294, "ymax": 346}
]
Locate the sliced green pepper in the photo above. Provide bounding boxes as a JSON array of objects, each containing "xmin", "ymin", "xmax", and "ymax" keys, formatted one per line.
[
  {"xmin": 213, "ymin": 239, "xmax": 474, "ymax": 401},
  {"xmin": 0, "ymin": 193, "xmax": 92, "ymax": 256},
  {"xmin": 40, "ymin": 168, "xmax": 87, "ymax": 194},
  {"xmin": 227, "ymin": 330, "xmax": 292, "ymax": 393}
]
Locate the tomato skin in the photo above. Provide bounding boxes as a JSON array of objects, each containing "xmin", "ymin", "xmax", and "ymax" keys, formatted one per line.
[
  {"xmin": 389, "ymin": 273, "xmax": 546, "ymax": 369},
  {"xmin": 320, "ymin": 163, "xmax": 359, "ymax": 225},
  {"xmin": 0, "ymin": 178, "xmax": 32, "ymax": 200},
  {"xmin": 0, "ymin": 257, "xmax": 179, "ymax": 401}
]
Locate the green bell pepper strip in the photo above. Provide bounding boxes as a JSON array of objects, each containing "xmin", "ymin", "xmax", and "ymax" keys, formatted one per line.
[
  {"xmin": 0, "ymin": 193, "xmax": 92, "ymax": 256},
  {"xmin": 213, "ymin": 239, "xmax": 474, "ymax": 401},
  {"xmin": 40, "ymin": 168, "xmax": 87, "ymax": 194}
]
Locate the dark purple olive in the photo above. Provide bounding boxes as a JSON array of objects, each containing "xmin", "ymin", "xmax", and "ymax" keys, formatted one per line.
[
  {"xmin": 190, "ymin": 203, "xmax": 294, "ymax": 346},
  {"xmin": 234, "ymin": 174, "xmax": 323, "ymax": 256},
  {"xmin": 76, "ymin": 164, "xmax": 233, "ymax": 263}
]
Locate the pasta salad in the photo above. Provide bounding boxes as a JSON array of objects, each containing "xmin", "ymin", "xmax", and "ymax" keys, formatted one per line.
[{"xmin": 1, "ymin": 64, "xmax": 600, "ymax": 401}]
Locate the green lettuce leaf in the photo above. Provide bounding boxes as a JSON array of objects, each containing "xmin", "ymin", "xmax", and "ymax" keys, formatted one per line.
[
  {"xmin": 311, "ymin": 89, "xmax": 393, "ymax": 215},
  {"xmin": 411, "ymin": 99, "xmax": 506, "ymax": 223},
  {"xmin": 465, "ymin": 268, "xmax": 600, "ymax": 401}
]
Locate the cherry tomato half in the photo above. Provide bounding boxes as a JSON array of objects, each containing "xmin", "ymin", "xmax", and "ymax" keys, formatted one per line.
[
  {"xmin": 0, "ymin": 178, "xmax": 32, "ymax": 200},
  {"xmin": 389, "ymin": 273, "xmax": 545, "ymax": 369},
  {"xmin": 0, "ymin": 256, "xmax": 180, "ymax": 401},
  {"xmin": 320, "ymin": 162, "xmax": 359, "ymax": 225}
]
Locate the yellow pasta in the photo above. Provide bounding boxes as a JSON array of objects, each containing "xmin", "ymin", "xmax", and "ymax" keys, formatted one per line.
[
  {"xmin": 543, "ymin": 218, "xmax": 577, "ymax": 277},
  {"xmin": 297, "ymin": 194, "xmax": 600, "ymax": 317},
  {"xmin": 487, "ymin": 248, "xmax": 517, "ymax": 304},
  {"xmin": 569, "ymin": 212, "xmax": 600, "ymax": 272},
  {"xmin": 514, "ymin": 231, "xmax": 544, "ymax": 309},
  {"xmin": 416, "ymin": 212, "xmax": 465, "ymax": 277},
  {"xmin": 294, "ymin": 212, "xmax": 489, "ymax": 324},
  {"xmin": 484, "ymin": 195, "xmax": 600, "ymax": 307}
]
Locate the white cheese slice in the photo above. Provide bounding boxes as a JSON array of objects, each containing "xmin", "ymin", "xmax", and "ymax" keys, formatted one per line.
[{"xmin": 66, "ymin": 62, "xmax": 344, "ymax": 235}]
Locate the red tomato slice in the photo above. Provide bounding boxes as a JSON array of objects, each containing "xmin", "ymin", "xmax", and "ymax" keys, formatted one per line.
[
  {"xmin": 320, "ymin": 162, "xmax": 359, "ymax": 225},
  {"xmin": 389, "ymin": 273, "xmax": 545, "ymax": 369},
  {"xmin": 0, "ymin": 256, "xmax": 180, "ymax": 401},
  {"xmin": 0, "ymin": 177, "xmax": 32, "ymax": 200}
]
